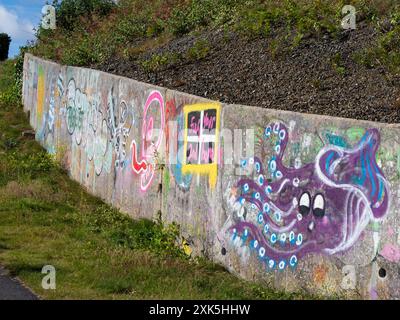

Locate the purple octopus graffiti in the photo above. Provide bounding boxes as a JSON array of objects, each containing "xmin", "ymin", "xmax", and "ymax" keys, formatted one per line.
[{"xmin": 224, "ymin": 122, "xmax": 390, "ymax": 271}]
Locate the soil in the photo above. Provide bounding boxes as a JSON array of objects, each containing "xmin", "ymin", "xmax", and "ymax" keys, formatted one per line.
[{"xmin": 96, "ymin": 22, "xmax": 400, "ymax": 124}]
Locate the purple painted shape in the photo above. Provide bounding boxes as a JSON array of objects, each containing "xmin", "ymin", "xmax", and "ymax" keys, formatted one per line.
[
  {"xmin": 380, "ymin": 243, "xmax": 400, "ymax": 263},
  {"xmin": 228, "ymin": 122, "xmax": 390, "ymax": 266},
  {"xmin": 370, "ymin": 288, "xmax": 379, "ymax": 300}
]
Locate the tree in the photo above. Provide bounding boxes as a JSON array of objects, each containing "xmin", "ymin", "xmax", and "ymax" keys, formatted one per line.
[
  {"xmin": 0, "ymin": 33, "xmax": 11, "ymax": 61},
  {"xmin": 52, "ymin": 0, "xmax": 116, "ymax": 31}
]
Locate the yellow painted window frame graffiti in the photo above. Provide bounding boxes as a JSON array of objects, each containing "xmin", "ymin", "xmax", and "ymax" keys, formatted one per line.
[{"xmin": 182, "ymin": 103, "xmax": 221, "ymax": 188}]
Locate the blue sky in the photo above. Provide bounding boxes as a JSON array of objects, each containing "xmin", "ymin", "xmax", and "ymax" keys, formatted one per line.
[{"xmin": 0, "ymin": 0, "xmax": 47, "ymax": 57}]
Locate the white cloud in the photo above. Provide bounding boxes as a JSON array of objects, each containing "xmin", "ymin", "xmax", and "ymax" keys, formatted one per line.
[{"xmin": 0, "ymin": 5, "xmax": 35, "ymax": 41}]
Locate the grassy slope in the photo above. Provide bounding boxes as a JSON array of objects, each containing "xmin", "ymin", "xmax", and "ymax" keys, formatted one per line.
[{"xmin": 0, "ymin": 60, "xmax": 315, "ymax": 300}]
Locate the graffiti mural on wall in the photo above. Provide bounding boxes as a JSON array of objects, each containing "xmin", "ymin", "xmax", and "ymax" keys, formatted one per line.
[
  {"xmin": 62, "ymin": 75, "xmax": 165, "ymax": 187},
  {"xmin": 37, "ymin": 71, "xmax": 64, "ymax": 155},
  {"xmin": 66, "ymin": 78, "xmax": 85, "ymax": 145},
  {"xmin": 165, "ymin": 99, "xmax": 192, "ymax": 191},
  {"xmin": 182, "ymin": 103, "xmax": 221, "ymax": 189},
  {"xmin": 107, "ymin": 88, "xmax": 134, "ymax": 170},
  {"xmin": 131, "ymin": 90, "xmax": 165, "ymax": 192},
  {"xmin": 65, "ymin": 78, "xmax": 114, "ymax": 176},
  {"xmin": 223, "ymin": 122, "xmax": 390, "ymax": 271}
]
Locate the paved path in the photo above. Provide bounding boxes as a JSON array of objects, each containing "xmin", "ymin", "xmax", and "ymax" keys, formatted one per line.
[{"xmin": 0, "ymin": 266, "xmax": 38, "ymax": 300}]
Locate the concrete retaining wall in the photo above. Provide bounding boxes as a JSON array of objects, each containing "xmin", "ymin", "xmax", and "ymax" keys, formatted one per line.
[{"xmin": 22, "ymin": 53, "xmax": 400, "ymax": 299}]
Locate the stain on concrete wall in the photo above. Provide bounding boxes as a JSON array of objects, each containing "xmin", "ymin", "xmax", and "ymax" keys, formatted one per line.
[{"xmin": 23, "ymin": 54, "xmax": 400, "ymax": 299}]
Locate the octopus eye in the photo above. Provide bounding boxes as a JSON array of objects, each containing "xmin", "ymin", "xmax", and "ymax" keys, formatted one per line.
[
  {"xmin": 313, "ymin": 193, "xmax": 325, "ymax": 217},
  {"xmin": 298, "ymin": 192, "xmax": 311, "ymax": 216}
]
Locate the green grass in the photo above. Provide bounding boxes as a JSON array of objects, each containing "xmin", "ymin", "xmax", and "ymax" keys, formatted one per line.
[{"xmin": 0, "ymin": 59, "xmax": 316, "ymax": 300}]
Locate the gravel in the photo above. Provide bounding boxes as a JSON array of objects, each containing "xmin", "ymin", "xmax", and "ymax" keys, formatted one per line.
[{"xmin": 97, "ymin": 24, "xmax": 400, "ymax": 124}]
